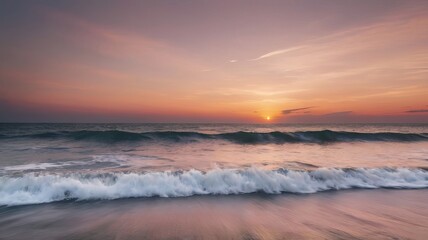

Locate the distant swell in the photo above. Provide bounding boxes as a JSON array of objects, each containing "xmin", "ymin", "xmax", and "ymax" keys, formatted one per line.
[
  {"xmin": 0, "ymin": 167, "xmax": 427, "ymax": 206},
  {"xmin": 2, "ymin": 130, "xmax": 428, "ymax": 144}
]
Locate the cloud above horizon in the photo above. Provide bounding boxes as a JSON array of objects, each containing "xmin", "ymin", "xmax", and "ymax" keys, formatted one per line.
[
  {"xmin": 282, "ymin": 107, "xmax": 315, "ymax": 115},
  {"xmin": 322, "ymin": 111, "xmax": 353, "ymax": 116},
  {"xmin": 405, "ymin": 109, "xmax": 428, "ymax": 113}
]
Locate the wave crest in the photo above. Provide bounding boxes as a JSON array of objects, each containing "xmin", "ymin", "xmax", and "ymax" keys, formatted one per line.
[
  {"xmin": 2, "ymin": 130, "xmax": 428, "ymax": 144},
  {"xmin": 1, "ymin": 167, "xmax": 427, "ymax": 206}
]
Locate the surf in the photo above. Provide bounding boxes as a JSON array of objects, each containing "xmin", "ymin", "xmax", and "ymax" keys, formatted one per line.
[
  {"xmin": 1, "ymin": 130, "xmax": 427, "ymax": 144},
  {"xmin": 1, "ymin": 167, "xmax": 427, "ymax": 206}
]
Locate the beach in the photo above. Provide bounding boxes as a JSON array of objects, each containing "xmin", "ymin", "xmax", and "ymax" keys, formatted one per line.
[{"xmin": 1, "ymin": 189, "xmax": 427, "ymax": 239}]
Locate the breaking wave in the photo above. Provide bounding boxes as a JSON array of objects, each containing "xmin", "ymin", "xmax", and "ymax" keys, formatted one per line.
[
  {"xmin": 1, "ymin": 167, "xmax": 427, "ymax": 206},
  {"xmin": 1, "ymin": 130, "xmax": 428, "ymax": 144}
]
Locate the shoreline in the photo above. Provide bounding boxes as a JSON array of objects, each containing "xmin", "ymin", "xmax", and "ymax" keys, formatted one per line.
[{"xmin": 1, "ymin": 189, "xmax": 427, "ymax": 239}]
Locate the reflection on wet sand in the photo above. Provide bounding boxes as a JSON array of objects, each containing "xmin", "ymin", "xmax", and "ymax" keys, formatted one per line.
[{"xmin": 1, "ymin": 189, "xmax": 427, "ymax": 239}]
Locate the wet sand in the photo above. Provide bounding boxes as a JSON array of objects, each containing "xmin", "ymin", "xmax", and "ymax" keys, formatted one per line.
[{"xmin": 1, "ymin": 189, "xmax": 427, "ymax": 240}]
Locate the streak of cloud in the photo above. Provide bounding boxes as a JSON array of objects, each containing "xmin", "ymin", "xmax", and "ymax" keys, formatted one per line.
[
  {"xmin": 250, "ymin": 46, "xmax": 306, "ymax": 61},
  {"xmin": 282, "ymin": 106, "xmax": 315, "ymax": 115},
  {"xmin": 405, "ymin": 109, "xmax": 428, "ymax": 113},
  {"xmin": 323, "ymin": 111, "xmax": 353, "ymax": 116}
]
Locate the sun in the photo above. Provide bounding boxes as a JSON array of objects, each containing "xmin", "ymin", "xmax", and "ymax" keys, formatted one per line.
[{"xmin": 266, "ymin": 116, "xmax": 271, "ymax": 121}]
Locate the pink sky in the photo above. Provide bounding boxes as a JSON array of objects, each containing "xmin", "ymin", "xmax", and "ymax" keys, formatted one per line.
[{"xmin": 1, "ymin": 0, "xmax": 427, "ymax": 123}]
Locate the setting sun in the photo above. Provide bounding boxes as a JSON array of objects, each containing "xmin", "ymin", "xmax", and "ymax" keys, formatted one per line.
[{"xmin": 266, "ymin": 116, "xmax": 271, "ymax": 121}]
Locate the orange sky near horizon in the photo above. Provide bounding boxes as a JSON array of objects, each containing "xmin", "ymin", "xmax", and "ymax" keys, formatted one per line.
[{"xmin": 0, "ymin": 1, "xmax": 427, "ymax": 123}]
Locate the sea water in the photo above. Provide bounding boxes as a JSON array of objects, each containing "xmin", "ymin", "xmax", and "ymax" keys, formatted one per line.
[{"xmin": 0, "ymin": 123, "xmax": 427, "ymax": 239}]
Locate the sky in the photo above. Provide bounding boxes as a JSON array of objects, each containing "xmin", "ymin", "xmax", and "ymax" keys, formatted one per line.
[{"xmin": 1, "ymin": 0, "xmax": 427, "ymax": 123}]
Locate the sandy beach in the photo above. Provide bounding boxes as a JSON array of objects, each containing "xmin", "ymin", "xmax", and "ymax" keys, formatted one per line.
[{"xmin": 0, "ymin": 189, "xmax": 427, "ymax": 239}]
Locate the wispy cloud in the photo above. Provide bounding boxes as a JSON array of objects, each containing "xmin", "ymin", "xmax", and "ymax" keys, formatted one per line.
[
  {"xmin": 250, "ymin": 46, "xmax": 306, "ymax": 61},
  {"xmin": 246, "ymin": 7, "xmax": 428, "ymax": 111},
  {"xmin": 322, "ymin": 111, "xmax": 353, "ymax": 116},
  {"xmin": 405, "ymin": 109, "xmax": 428, "ymax": 113},
  {"xmin": 40, "ymin": 7, "xmax": 209, "ymax": 74},
  {"xmin": 282, "ymin": 106, "xmax": 314, "ymax": 114},
  {"xmin": 229, "ymin": 59, "xmax": 237, "ymax": 63}
]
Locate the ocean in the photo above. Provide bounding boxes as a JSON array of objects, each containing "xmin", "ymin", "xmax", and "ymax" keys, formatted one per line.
[{"xmin": 0, "ymin": 123, "xmax": 427, "ymax": 239}]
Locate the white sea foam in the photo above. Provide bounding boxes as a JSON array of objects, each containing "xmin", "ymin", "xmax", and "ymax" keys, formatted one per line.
[
  {"xmin": 0, "ymin": 167, "xmax": 427, "ymax": 206},
  {"xmin": 1, "ymin": 155, "xmax": 130, "ymax": 172},
  {"xmin": 3, "ymin": 162, "xmax": 63, "ymax": 171}
]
